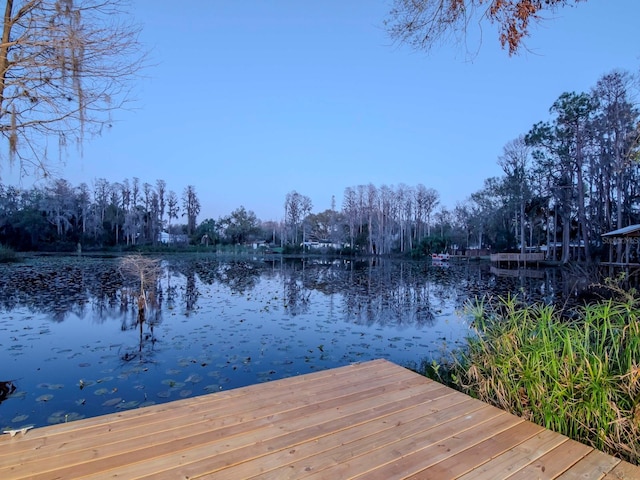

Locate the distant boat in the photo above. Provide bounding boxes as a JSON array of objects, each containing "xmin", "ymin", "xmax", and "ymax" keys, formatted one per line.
[{"xmin": 431, "ymin": 253, "xmax": 450, "ymax": 261}]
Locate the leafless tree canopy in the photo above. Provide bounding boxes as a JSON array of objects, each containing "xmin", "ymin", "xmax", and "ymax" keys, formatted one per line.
[
  {"xmin": 385, "ymin": 0, "xmax": 584, "ymax": 56},
  {"xmin": 119, "ymin": 254, "xmax": 161, "ymax": 294},
  {"xmin": 0, "ymin": 0, "xmax": 146, "ymax": 177}
]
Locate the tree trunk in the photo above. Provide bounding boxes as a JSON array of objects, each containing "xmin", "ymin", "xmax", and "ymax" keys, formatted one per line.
[
  {"xmin": 0, "ymin": 0, "xmax": 13, "ymax": 111},
  {"xmin": 575, "ymin": 141, "xmax": 590, "ymax": 260},
  {"xmin": 520, "ymin": 199, "xmax": 526, "ymax": 255},
  {"xmin": 561, "ymin": 213, "xmax": 571, "ymax": 264}
]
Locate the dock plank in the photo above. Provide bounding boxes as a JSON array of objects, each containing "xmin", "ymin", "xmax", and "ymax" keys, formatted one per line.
[
  {"xmin": 406, "ymin": 421, "xmax": 545, "ymax": 479},
  {"xmin": 504, "ymin": 438, "xmax": 593, "ymax": 479},
  {"xmin": 3, "ymin": 363, "xmax": 421, "ymax": 479},
  {"xmin": 457, "ymin": 429, "xmax": 567, "ymax": 480},
  {"xmin": 555, "ymin": 450, "xmax": 621, "ymax": 479},
  {"xmin": 97, "ymin": 381, "xmax": 456, "ymax": 479},
  {"xmin": 0, "ymin": 359, "xmax": 637, "ymax": 480}
]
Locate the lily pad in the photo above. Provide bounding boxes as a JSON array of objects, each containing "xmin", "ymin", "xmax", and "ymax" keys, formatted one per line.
[{"xmin": 185, "ymin": 374, "xmax": 202, "ymax": 384}]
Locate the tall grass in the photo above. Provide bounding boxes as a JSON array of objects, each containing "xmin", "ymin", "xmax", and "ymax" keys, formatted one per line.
[{"xmin": 437, "ymin": 293, "xmax": 640, "ymax": 464}]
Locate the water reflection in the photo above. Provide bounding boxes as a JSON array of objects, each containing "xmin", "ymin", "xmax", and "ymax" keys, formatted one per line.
[
  {"xmin": 0, "ymin": 255, "xmax": 604, "ymax": 325},
  {"xmin": 116, "ymin": 284, "xmax": 161, "ymax": 364},
  {"xmin": 188, "ymin": 259, "xmax": 262, "ymax": 294},
  {"xmin": 0, "ymin": 381, "xmax": 16, "ymax": 405},
  {"xmin": 2, "ymin": 254, "xmax": 620, "ymax": 430}
]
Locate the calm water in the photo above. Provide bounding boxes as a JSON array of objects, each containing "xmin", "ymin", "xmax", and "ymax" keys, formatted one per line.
[{"xmin": 0, "ymin": 254, "xmax": 567, "ymax": 430}]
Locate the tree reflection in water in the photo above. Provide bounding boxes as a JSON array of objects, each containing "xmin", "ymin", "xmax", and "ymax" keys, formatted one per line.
[
  {"xmin": 0, "ymin": 381, "xmax": 16, "ymax": 405},
  {"xmin": 118, "ymin": 284, "xmax": 161, "ymax": 364},
  {"xmin": 0, "ymin": 255, "xmax": 586, "ymax": 328},
  {"xmin": 0, "ymin": 254, "xmax": 597, "ymax": 430}
]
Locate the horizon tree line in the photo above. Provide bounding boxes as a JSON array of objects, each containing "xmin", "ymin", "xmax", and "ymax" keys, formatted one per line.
[
  {"xmin": 0, "ymin": 178, "xmax": 201, "ymax": 250},
  {"xmin": 1, "ymin": 69, "xmax": 639, "ymax": 261}
]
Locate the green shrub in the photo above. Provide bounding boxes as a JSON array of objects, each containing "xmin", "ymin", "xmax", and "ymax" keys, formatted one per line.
[{"xmin": 429, "ymin": 294, "xmax": 640, "ymax": 464}]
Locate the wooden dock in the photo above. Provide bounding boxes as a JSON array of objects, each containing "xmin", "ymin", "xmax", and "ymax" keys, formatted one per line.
[
  {"xmin": 490, "ymin": 252, "xmax": 545, "ymax": 266},
  {"xmin": 1, "ymin": 359, "xmax": 638, "ymax": 479},
  {"xmin": 490, "ymin": 266, "xmax": 546, "ymax": 279}
]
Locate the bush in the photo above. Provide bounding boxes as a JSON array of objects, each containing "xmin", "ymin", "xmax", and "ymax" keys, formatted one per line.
[{"xmin": 426, "ymin": 294, "xmax": 640, "ymax": 464}]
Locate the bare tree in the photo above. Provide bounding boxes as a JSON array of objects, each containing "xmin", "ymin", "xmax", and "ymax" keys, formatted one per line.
[
  {"xmin": 119, "ymin": 254, "xmax": 161, "ymax": 320},
  {"xmin": 108, "ymin": 183, "xmax": 120, "ymax": 244},
  {"xmin": 75, "ymin": 181, "xmax": 90, "ymax": 235},
  {"xmin": 365, "ymin": 184, "xmax": 377, "ymax": 254},
  {"xmin": 155, "ymin": 179, "xmax": 166, "ymax": 231},
  {"xmin": 453, "ymin": 200, "xmax": 472, "ymax": 250},
  {"xmin": 300, "ymin": 193, "xmax": 312, "ymax": 245},
  {"xmin": 0, "ymin": 0, "xmax": 146, "ymax": 177},
  {"xmin": 591, "ymin": 71, "xmax": 639, "ymax": 235},
  {"xmin": 284, "ymin": 190, "xmax": 312, "ymax": 245},
  {"xmin": 182, "ymin": 185, "xmax": 200, "ymax": 236},
  {"xmin": 397, "ymin": 183, "xmax": 413, "ymax": 252},
  {"xmin": 42, "ymin": 178, "xmax": 74, "ymax": 238},
  {"xmin": 342, "ymin": 186, "xmax": 357, "ymax": 249},
  {"xmin": 166, "ymin": 189, "xmax": 178, "ymax": 235},
  {"xmin": 142, "ymin": 182, "xmax": 152, "ymax": 241},
  {"xmin": 131, "ymin": 176, "xmax": 140, "ymax": 209},
  {"xmin": 284, "ymin": 191, "xmax": 299, "ymax": 244},
  {"xmin": 415, "ymin": 185, "xmax": 439, "ymax": 238},
  {"xmin": 498, "ymin": 136, "xmax": 531, "ymax": 254},
  {"xmin": 527, "ymin": 92, "xmax": 596, "ymax": 262}
]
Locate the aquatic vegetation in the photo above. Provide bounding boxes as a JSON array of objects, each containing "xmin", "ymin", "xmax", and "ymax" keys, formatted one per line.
[
  {"xmin": 47, "ymin": 411, "xmax": 84, "ymax": 424},
  {"xmin": 439, "ymin": 295, "xmax": 640, "ymax": 464},
  {"xmin": 185, "ymin": 374, "xmax": 202, "ymax": 384},
  {"xmin": 102, "ymin": 398, "xmax": 122, "ymax": 407},
  {"xmin": 0, "ymin": 256, "xmax": 543, "ymax": 430}
]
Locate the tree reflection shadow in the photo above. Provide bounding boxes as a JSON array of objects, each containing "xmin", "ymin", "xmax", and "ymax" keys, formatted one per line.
[
  {"xmin": 0, "ymin": 255, "xmax": 586, "ymax": 330},
  {"xmin": 284, "ymin": 275, "xmax": 311, "ymax": 316},
  {"xmin": 118, "ymin": 284, "xmax": 161, "ymax": 364},
  {"xmin": 0, "ymin": 380, "xmax": 16, "ymax": 405}
]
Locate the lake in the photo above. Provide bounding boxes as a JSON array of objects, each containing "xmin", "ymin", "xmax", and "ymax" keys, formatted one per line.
[{"xmin": 0, "ymin": 254, "xmax": 568, "ymax": 430}]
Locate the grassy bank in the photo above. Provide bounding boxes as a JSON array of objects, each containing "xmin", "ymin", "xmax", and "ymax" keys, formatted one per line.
[{"xmin": 424, "ymin": 292, "xmax": 640, "ymax": 464}]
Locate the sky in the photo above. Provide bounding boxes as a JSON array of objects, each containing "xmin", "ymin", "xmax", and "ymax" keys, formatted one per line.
[{"xmin": 4, "ymin": 0, "xmax": 640, "ymax": 222}]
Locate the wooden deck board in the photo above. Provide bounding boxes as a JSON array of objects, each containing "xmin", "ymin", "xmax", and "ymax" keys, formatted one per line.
[
  {"xmin": 1, "ymin": 359, "xmax": 638, "ymax": 479},
  {"xmin": 404, "ymin": 421, "xmax": 546, "ymax": 479},
  {"xmin": 503, "ymin": 438, "xmax": 593, "ymax": 479}
]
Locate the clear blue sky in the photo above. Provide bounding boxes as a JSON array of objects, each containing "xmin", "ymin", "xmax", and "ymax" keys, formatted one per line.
[{"xmin": 5, "ymin": 0, "xmax": 640, "ymax": 222}]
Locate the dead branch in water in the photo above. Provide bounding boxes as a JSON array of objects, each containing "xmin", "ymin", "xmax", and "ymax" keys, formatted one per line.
[{"xmin": 119, "ymin": 255, "xmax": 161, "ymax": 318}]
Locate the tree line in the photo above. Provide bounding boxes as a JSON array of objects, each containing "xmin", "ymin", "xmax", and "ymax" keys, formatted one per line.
[
  {"xmin": 1, "ymin": 69, "xmax": 638, "ymax": 260},
  {"xmin": 285, "ymin": 70, "xmax": 640, "ymax": 261},
  {"xmin": 0, "ymin": 178, "xmax": 200, "ymax": 250},
  {"xmin": 468, "ymin": 69, "xmax": 640, "ymax": 263}
]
